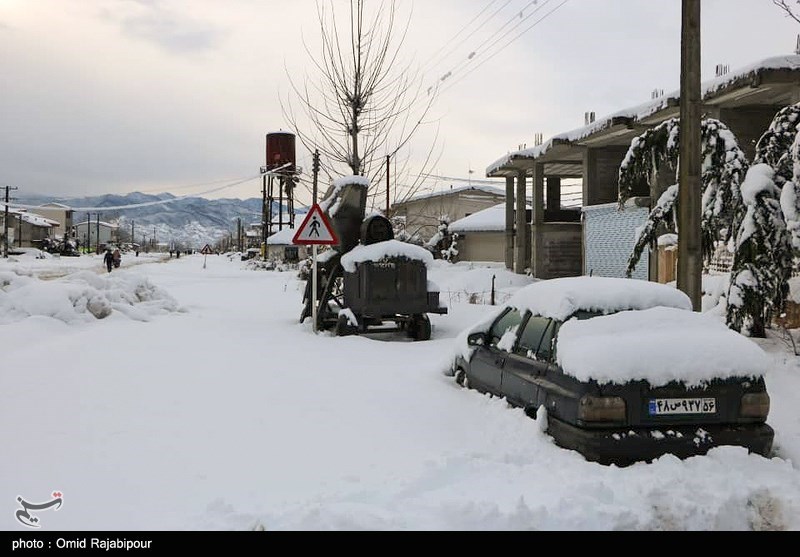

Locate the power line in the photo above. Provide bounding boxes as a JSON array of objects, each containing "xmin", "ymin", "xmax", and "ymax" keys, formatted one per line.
[
  {"xmin": 442, "ymin": 0, "xmax": 570, "ymax": 94},
  {"xmin": 422, "ymin": 0, "xmax": 511, "ymax": 76},
  {"xmin": 440, "ymin": 0, "xmax": 546, "ymax": 84}
]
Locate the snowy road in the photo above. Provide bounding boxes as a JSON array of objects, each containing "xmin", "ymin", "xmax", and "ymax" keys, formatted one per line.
[{"xmin": 2, "ymin": 254, "xmax": 800, "ymax": 530}]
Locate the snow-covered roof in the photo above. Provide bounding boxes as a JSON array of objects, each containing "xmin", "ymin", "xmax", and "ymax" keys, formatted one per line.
[
  {"xmin": 341, "ymin": 240, "xmax": 434, "ymax": 272},
  {"xmin": 450, "ymin": 203, "xmax": 530, "ymax": 233},
  {"xmin": 38, "ymin": 202, "xmax": 73, "ymax": 210},
  {"xmin": 400, "ymin": 184, "xmax": 505, "ymax": 205},
  {"xmin": 506, "ymin": 276, "xmax": 693, "ymax": 321},
  {"xmin": 6, "ymin": 208, "xmax": 59, "ymax": 228},
  {"xmin": 488, "ymin": 54, "xmax": 800, "ymax": 175},
  {"xmin": 266, "ymin": 228, "xmax": 299, "ymax": 245},
  {"xmin": 75, "ymin": 220, "xmax": 118, "ymax": 229},
  {"xmin": 556, "ymin": 306, "xmax": 769, "ymax": 387}
]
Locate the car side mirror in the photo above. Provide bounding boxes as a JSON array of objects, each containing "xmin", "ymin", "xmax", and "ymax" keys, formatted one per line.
[{"xmin": 467, "ymin": 332, "xmax": 487, "ymax": 347}]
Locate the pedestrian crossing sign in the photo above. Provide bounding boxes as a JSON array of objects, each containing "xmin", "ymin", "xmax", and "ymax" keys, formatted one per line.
[{"xmin": 292, "ymin": 204, "xmax": 339, "ymax": 246}]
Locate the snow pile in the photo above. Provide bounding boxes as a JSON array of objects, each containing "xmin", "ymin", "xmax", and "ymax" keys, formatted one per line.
[
  {"xmin": 341, "ymin": 240, "xmax": 434, "ymax": 273},
  {"xmin": 557, "ymin": 306, "xmax": 769, "ymax": 387},
  {"xmin": 0, "ymin": 270, "xmax": 181, "ymax": 324},
  {"xmin": 506, "ymin": 276, "xmax": 692, "ymax": 321}
]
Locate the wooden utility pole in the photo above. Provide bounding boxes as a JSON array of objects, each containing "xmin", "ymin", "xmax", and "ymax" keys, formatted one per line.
[
  {"xmin": 678, "ymin": 0, "xmax": 702, "ymax": 311},
  {"xmin": 3, "ymin": 186, "xmax": 17, "ymax": 258}
]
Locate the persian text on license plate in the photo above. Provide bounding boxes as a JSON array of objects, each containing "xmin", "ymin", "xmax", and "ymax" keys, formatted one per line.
[{"xmin": 649, "ymin": 398, "xmax": 716, "ymax": 416}]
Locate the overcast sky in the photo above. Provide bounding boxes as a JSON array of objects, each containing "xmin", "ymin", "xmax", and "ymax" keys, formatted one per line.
[{"xmin": 1, "ymin": 0, "xmax": 798, "ymax": 204}]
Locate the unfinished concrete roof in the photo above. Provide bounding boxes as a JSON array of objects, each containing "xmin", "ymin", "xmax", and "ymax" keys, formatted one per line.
[{"xmin": 487, "ymin": 54, "xmax": 800, "ymax": 178}]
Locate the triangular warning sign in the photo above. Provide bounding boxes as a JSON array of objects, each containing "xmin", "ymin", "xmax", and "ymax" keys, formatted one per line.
[
  {"xmin": 200, "ymin": 244, "xmax": 213, "ymax": 255},
  {"xmin": 292, "ymin": 204, "xmax": 339, "ymax": 246}
]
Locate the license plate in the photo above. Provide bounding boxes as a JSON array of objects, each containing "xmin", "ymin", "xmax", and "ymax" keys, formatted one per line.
[{"xmin": 649, "ymin": 398, "xmax": 716, "ymax": 416}]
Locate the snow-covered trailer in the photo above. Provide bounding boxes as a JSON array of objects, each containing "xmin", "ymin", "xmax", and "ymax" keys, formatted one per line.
[{"xmin": 299, "ymin": 177, "xmax": 447, "ymax": 340}]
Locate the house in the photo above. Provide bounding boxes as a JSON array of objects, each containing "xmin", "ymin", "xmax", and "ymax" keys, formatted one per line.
[
  {"xmin": 391, "ymin": 184, "xmax": 506, "ymax": 243},
  {"xmin": 34, "ymin": 203, "xmax": 75, "ymax": 240},
  {"xmin": 487, "ymin": 54, "xmax": 800, "ymax": 281},
  {"xmin": 1, "ymin": 208, "xmax": 60, "ymax": 249},
  {"xmin": 74, "ymin": 219, "xmax": 119, "ymax": 251},
  {"xmin": 266, "ymin": 227, "xmax": 307, "ymax": 262},
  {"xmin": 449, "ymin": 203, "xmax": 530, "ymax": 263}
]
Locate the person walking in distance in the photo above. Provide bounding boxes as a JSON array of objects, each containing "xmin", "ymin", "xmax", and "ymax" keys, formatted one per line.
[
  {"xmin": 103, "ymin": 248, "xmax": 114, "ymax": 273},
  {"xmin": 113, "ymin": 248, "xmax": 121, "ymax": 268}
]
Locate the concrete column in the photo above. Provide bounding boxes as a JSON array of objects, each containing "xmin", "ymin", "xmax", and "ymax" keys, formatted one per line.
[
  {"xmin": 515, "ymin": 170, "xmax": 528, "ymax": 274},
  {"xmin": 532, "ymin": 163, "xmax": 545, "ymax": 278},
  {"xmin": 505, "ymin": 176, "xmax": 515, "ymax": 270}
]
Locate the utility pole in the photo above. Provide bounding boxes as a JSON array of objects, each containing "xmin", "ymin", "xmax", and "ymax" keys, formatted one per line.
[
  {"xmin": 96, "ymin": 213, "xmax": 101, "ymax": 253},
  {"xmin": 312, "ymin": 150, "xmax": 320, "ymax": 204},
  {"xmin": 262, "ymin": 170, "xmax": 268, "ymax": 259},
  {"xmin": 386, "ymin": 155, "xmax": 391, "ymax": 215},
  {"xmin": 678, "ymin": 0, "xmax": 702, "ymax": 311},
  {"xmin": 3, "ymin": 186, "xmax": 18, "ymax": 258},
  {"xmin": 153, "ymin": 226, "xmax": 157, "ymax": 251},
  {"xmin": 131, "ymin": 220, "xmax": 135, "ymax": 246}
]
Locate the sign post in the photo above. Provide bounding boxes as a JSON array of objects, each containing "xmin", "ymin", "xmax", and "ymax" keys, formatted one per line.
[{"xmin": 293, "ymin": 204, "xmax": 339, "ymax": 333}]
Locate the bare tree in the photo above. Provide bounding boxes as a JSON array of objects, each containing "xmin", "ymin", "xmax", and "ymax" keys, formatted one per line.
[
  {"xmin": 774, "ymin": 0, "xmax": 800, "ymax": 24},
  {"xmin": 282, "ymin": 0, "xmax": 440, "ymax": 212}
]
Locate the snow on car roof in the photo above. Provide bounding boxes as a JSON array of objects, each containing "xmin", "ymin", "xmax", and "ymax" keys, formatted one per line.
[
  {"xmin": 341, "ymin": 240, "xmax": 434, "ymax": 272},
  {"xmin": 507, "ymin": 276, "xmax": 692, "ymax": 321},
  {"xmin": 557, "ymin": 306, "xmax": 769, "ymax": 387}
]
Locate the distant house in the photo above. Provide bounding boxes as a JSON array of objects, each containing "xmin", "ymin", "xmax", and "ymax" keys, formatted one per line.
[
  {"xmin": 266, "ymin": 227, "xmax": 307, "ymax": 262},
  {"xmin": 74, "ymin": 220, "xmax": 119, "ymax": 250},
  {"xmin": 450, "ymin": 203, "xmax": 531, "ymax": 263},
  {"xmin": 391, "ymin": 184, "xmax": 506, "ymax": 243}
]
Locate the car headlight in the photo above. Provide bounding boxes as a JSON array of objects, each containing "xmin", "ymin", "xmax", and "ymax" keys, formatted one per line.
[
  {"xmin": 740, "ymin": 392, "xmax": 770, "ymax": 419},
  {"xmin": 578, "ymin": 396, "xmax": 627, "ymax": 424}
]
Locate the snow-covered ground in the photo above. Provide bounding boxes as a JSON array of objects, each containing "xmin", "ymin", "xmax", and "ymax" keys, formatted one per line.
[{"xmin": 1, "ymin": 253, "xmax": 799, "ymax": 531}]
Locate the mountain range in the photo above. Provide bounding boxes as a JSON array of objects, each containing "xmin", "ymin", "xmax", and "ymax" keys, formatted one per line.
[{"xmin": 20, "ymin": 192, "xmax": 303, "ymax": 248}]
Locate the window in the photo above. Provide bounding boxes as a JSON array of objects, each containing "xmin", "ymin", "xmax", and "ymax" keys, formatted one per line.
[
  {"xmin": 488, "ymin": 309, "xmax": 523, "ymax": 351},
  {"xmin": 537, "ymin": 321, "xmax": 557, "ymax": 362},
  {"xmin": 515, "ymin": 316, "xmax": 551, "ymax": 359}
]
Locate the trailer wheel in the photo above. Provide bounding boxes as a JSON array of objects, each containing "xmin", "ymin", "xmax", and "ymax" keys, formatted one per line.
[
  {"xmin": 335, "ymin": 314, "xmax": 357, "ymax": 337},
  {"xmin": 411, "ymin": 314, "xmax": 431, "ymax": 341}
]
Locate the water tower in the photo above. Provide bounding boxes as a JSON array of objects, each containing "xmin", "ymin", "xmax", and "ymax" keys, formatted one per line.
[{"xmin": 262, "ymin": 131, "xmax": 300, "ymax": 248}]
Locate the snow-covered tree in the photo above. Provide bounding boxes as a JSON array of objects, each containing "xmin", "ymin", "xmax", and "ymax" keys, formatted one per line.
[
  {"xmin": 759, "ymin": 104, "xmax": 800, "ymax": 250},
  {"xmin": 727, "ymin": 164, "xmax": 793, "ymax": 337},
  {"xmin": 618, "ymin": 117, "xmax": 749, "ymax": 276},
  {"xmin": 725, "ymin": 104, "xmax": 800, "ymax": 336},
  {"xmin": 424, "ymin": 215, "xmax": 458, "ymax": 261}
]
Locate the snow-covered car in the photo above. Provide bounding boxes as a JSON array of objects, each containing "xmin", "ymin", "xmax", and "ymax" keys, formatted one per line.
[{"xmin": 448, "ymin": 277, "xmax": 775, "ymax": 466}]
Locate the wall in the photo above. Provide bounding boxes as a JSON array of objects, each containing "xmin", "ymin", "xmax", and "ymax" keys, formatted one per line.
[
  {"xmin": 536, "ymin": 223, "xmax": 583, "ymax": 280},
  {"xmin": 453, "ymin": 232, "xmax": 505, "ymax": 263},
  {"xmin": 583, "ymin": 203, "xmax": 650, "ymax": 280}
]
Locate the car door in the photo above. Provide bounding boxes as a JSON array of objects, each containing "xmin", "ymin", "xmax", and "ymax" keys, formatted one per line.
[
  {"xmin": 501, "ymin": 316, "xmax": 556, "ymax": 409},
  {"xmin": 468, "ymin": 308, "xmax": 523, "ymax": 395}
]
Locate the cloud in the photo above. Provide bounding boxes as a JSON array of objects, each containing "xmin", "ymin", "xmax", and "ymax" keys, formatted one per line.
[{"xmin": 106, "ymin": 1, "xmax": 225, "ymax": 54}]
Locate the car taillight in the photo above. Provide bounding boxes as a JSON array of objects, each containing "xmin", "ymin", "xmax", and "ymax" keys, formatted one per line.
[
  {"xmin": 578, "ymin": 396, "xmax": 626, "ymax": 424},
  {"xmin": 740, "ymin": 392, "xmax": 770, "ymax": 419}
]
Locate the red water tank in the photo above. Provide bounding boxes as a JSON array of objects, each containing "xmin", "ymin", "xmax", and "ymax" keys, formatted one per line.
[{"xmin": 266, "ymin": 131, "xmax": 296, "ymax": 172}]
